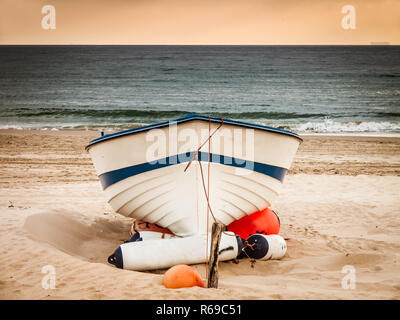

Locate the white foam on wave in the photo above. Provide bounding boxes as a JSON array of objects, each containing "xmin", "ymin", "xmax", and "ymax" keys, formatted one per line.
[
  {"xmin": 1, "ymin": 119, "xmax": 400, "ymax": 136},
  {"xmin": 0, "ymin": 124, "xmax": 25, "ymax": 130},
  {"xmin": 254, "ymin": 118, "xmax": 400, "ymax": 135},
  {"xmin": 294, "ymin": 119, "xmax": 400, "ymax": 133}
]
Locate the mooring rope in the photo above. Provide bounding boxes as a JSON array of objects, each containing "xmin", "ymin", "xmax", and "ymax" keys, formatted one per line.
[
  {"xmin": 206, "ymin": 117, "xmax": 211, "ymax": 277},
  {"xmin": 183, "ymin": 118, "xmax": 223, "ymax": 173},
  {"xmin": 183, "ymin": 116, "xmax": 257, "ymax": 274}
]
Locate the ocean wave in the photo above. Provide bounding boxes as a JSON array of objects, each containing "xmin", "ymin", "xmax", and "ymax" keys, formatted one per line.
[
  {"xmin": 1, "ymin": 108, "xmax": 399, "ymax": 133},
  {"xmin": 0, "ymin": 108, "xmax": 329, "ymax": 121},
  {"xmin": 2, "ymin": 119, "xmax": 400, "ymax": 134},
  {"xmin": 290, "ymin": 120, "xmax": 400, "ymax": 133},
  {"xmin": 372, "ymin": 111, "xmax": 400, "ymax": 118},
  {"xmin": 378, "ymin": 73, "xmax": 400, "ymax": 78}
]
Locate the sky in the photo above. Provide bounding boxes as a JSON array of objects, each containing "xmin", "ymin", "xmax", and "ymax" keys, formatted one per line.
[{"xmin": 0, "ymin": 0, "xmax": 399, "ymax": 45}]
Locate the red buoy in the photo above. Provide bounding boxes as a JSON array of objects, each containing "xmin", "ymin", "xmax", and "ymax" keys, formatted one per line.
[{"xmin": 227, "ymin": 206, "xmax": 280, "ymax": 239}]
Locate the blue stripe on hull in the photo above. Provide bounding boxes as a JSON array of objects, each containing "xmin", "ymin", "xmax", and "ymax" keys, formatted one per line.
[{"xmin": 98, "ymin": 151, "xmax": 287, "ymax": 190}]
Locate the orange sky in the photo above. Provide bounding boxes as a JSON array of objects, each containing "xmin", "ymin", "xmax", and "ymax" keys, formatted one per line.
[{"xmin": 0, "ymin": 0, "xmax": 399, "ymax": 45}]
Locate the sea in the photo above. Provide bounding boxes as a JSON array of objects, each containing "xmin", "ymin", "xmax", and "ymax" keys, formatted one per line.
[{"xmin": 0, "ymin": 45, "xmax": 399, "ymax": 135}]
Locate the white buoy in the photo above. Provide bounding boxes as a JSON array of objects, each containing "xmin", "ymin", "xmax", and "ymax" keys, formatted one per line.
[
  {"xmin": 108, "ymin": 231, "xmax": 243, "ymax": 271},
  {"xmin": 243, "ymin": 234, "xmax": 287, "ymax": 260}
]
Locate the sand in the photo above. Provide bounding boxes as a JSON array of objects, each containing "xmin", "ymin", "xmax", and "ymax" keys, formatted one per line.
[{"xmin": 0, "ymin": 129, "xmax": 400, "ymax": 300}]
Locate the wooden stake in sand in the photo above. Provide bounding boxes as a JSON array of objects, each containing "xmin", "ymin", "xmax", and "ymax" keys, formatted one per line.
[{"xmin": 207, "ymin": 222, "xmax": 224, "ymax": 288}]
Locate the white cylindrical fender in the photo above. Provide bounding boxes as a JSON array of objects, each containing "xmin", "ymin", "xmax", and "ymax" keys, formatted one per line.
[
  {"xmin": 108, "ymin": 232, "xmax": 243, "ymax": 271},
  {"xmin": 243, "ymin": 234, "xmax": 287, "ymax": 260}
]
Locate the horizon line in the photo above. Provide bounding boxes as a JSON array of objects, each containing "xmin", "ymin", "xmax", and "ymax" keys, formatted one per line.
[{"xmin": 0, "ymin": 43, "xmax": 396, "ymax": 46}]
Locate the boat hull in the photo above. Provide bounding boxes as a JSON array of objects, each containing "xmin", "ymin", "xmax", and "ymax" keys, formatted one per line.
[{"xmin": 87, "ymin": 116, "xmax": 301, "ymax": 236}]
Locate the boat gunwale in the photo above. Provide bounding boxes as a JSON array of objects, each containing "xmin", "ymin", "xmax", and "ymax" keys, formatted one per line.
[{"xmin": 85, "ymin": 113, "xmax": 303, "ymax": 150}]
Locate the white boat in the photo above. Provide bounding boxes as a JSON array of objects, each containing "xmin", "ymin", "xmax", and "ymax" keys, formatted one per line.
[{"xmin": 86, "ymin": 114, "xmax": 302, "ymax": 237}]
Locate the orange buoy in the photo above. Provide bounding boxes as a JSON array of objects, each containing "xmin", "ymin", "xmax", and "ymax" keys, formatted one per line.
[
  {"xmin": 162, "ymin": 264, "xmax": 205, "ymax": 289},
  {"xmin": 227, "ymin": 206, "xmax": 280, "ymax": 239}
]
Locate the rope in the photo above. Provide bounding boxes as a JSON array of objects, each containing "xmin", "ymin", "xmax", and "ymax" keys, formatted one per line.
[
  {"xmin": 183, "ymin": 118, "xmax": 224, "ymax": 173},
  {"xmin": 205, "ymin": 117, "xmax": 211, "ymax": 282},
  {"xmin": 244, "ymin": 240, "xmax": 256, "ymax": 251},
  {"xmin": 182, "ymin": 116, "xmax": 256, "ymax": 269}
]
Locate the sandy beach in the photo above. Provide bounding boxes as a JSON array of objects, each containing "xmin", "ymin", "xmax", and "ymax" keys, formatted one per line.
[{"xmin": 0, "ymin": 129, "xmax": 399, "ymax": 300}]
